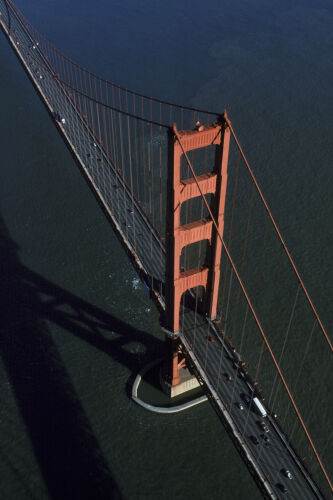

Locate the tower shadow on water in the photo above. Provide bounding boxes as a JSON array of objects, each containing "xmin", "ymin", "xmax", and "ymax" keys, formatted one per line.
[{"xmin": 0, "ymin": 213, "xmax": 161, "ymax": 500}]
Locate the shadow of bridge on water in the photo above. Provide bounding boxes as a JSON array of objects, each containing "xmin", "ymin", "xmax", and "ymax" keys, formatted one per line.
[{"xmin": 0, "ymin": 213, "xmax": 163, "ymax": 500}]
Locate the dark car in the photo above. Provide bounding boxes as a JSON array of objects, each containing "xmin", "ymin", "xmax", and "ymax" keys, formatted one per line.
[
  {"xmin": 276, "ymin": 483, "xmax": 288, "ymax": 493},
  {"xmin": 250, "ymin": 435, "xmax": 259, "ymax": 445},
  {"xmin": 241, "ymin": 393, "xmax": 251, "ymax": 405},
  {"xmin": 262, "ymin": 435, "xmax": 270, "ymax": 444}
]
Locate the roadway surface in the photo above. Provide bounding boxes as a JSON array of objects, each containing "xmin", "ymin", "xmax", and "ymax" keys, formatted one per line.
[
  {"xmin": 0, "ymin": 3, "xmax": 325, "ymax": 498},
  {"xmin": 180, "ymin": 306, "xmax": 323, "ymax": 499}
]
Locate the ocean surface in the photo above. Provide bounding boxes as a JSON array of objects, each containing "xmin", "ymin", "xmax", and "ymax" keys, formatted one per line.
[{"xmin": 0, "ymin": 0, "xmax": 332, "ymax": 499}]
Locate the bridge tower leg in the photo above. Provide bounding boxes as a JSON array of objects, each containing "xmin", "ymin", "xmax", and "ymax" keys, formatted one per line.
[{"xmin": 163, "ymin": 114, "xmax": 230, "ymax": 393}]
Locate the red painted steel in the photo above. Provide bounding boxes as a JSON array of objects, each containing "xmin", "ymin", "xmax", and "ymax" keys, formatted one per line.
[
  {"xmin": 164, "ymin": 116, "xmax": 230, "ymax": 386},
  {"xmin": 178, "ymin": 218, "xmax": 213, "ymax": 250},
  {"xmin": 174, "ymin": 123, "xmax": 333, "ymax": 493},
  {"xmin": 226, "ymin": 117, "xmax": 333, "ymax": 353}
]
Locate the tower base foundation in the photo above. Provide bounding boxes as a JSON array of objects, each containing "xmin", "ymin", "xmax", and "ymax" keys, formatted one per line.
[{"xmin": 160, "ymin": 365, "xmax": 200, "ymax": 397}]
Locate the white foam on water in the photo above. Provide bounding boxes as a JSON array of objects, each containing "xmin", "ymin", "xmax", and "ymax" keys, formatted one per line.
[{"xmin": 132, "ymin": 277, "xmax": 140, "ymax": 290}]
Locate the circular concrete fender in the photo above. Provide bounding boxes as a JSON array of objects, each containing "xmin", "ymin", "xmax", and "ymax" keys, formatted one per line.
[{"xmin": 132, "ymin": 358, "xmax": 208, "ymax": 414}]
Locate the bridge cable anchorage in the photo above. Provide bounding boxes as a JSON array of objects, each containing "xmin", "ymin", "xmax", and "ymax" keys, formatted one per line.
[
  {"xmin": 173, "ymin": 122, "xmax": 333, "ymax": 493},
  {"xmin": 225, "ymin": 117, "xmax": 332, "ymax": 353}
]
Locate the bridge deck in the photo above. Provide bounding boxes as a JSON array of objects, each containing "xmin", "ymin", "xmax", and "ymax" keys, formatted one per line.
[
  {"xmin": 0, "ymin": 4, "xmax": 325, "ymax": 499},
  {"xmin": 180, "ymin": 306, "xmax": 321, "ymax": 499},
  {"xmin": 0, "ymin": 3, "xmax": 165, "ymax": 299}
]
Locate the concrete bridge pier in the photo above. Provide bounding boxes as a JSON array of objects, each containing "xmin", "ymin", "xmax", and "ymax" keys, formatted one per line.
[{"xmin": 160, "ymin": 328, "xmax": 200, "ymax": 397}]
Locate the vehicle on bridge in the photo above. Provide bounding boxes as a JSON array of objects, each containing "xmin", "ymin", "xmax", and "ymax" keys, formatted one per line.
[
  {"xmin": 53, "ymin": 111, "xmax": 66, "ymax": 124},
  {"xmin": 250, "ymin": 435, "xmax": 259, "ymax": 445},
  {"xmin": 241, "ymin": 393, "xmax": 251, "ymax": 405},
  {"xmin": 276, "ymin": 483, "xmax": 288, "ymax": 494},
  {"xmin": 252, "ymin": 397, "xmax": 267, "ymax": 418},
  {"xmin": 281, "ymin": 469, "xmax": 293, "ymax": 480},
  {"xmin": 257, "ymin": 420, "xmax": 269, "ymax": 433},
  {"xmin": 262, "ymin": 435, "xmax": 270, "ymax": 445}
]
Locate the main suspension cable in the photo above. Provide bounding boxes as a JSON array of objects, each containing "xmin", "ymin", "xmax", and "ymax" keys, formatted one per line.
[
  {"xmin": 173, "ymin": 121, "xmax": 333, "ymax": 492},
  {"xmin": 226, "ymin": 117, "xmax": 332, "ymax": 353}
]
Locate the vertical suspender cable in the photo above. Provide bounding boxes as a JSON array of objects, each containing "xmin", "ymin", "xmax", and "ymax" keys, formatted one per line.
[
  {"xmin": 174, "ymin": 128, "xmax": 333, "ymax": 492},
  {"xmin": 159, "ymin": 102, "xmax": 163, "ymax": 299},
  {"xmin": 133, "ymin": 95, "xmax": 140, "ymax": 204},
  {"xmin": 230, "ymin": 181, "xmax": 255, "ymax": 343},
  {"xmin": 150, "ymin": 99, "xmax": 155, "ymax": 227},
  {"xmin": 270, "ymin": 284, "xmax": 301, "ymax": 412},
  {"xmin": 282, "ymin": 319, "xmax": 317, "ymax": 428},
  {"xmin": 101, "ymin": 83, "xmax": 113, "ymax": 211},
  {"xmin": 226, "ymin": 119, "xmax": 332, "ymax": 353},
  {"xmin": 118, "ymin": 88, "xmax": 128, "ymax": 234},
  {"xmin": 111, "ymin": 86, "xmax": 121, "ymax": 217},
  {"xmin": 127, "ymin": 115, "xmax": 136, "ymax": 248},
  {"xmin": 149, "ymin": 98, "xmax": 154, "ymax": 292},
  {"xmin": 141, "ymin": 96, "xmax": 147, "ymax": 209}
]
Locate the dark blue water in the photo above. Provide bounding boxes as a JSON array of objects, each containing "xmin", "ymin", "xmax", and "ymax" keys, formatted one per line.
[{"xmin": 0, "ymin": 1, "xmax": 332, "ymax": 498}]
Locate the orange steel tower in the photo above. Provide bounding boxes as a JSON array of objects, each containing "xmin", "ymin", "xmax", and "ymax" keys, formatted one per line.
[{"xmin": 164, "ymin": 113, "xmax": 230, "ymax": 389}]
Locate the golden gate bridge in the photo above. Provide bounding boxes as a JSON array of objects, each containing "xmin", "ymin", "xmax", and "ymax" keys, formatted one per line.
[{"xmin": 0, "ymin": 0, "xmax": 332, "ymax": 498}]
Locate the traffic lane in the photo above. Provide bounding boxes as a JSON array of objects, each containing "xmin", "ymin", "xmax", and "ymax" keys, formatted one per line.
[
  {"xmin": 220, "ymin": 352, "xmax": 316, "ymax": 499},
  {"xmin": 198, "ymin": 333, "xmax": 317, "ymax": 499},
  {"xmin": 199, "ymin": 340, "xmax": 315, "ymax": 499},
  {"xmin": 181, "ymin": 311, "xmax": 318, "ymax": 499}
]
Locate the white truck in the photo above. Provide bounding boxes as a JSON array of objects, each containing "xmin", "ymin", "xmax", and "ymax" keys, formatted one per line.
[{"xmin": 253, "ymin": 397, "xmax": 267, "ymax": 418}]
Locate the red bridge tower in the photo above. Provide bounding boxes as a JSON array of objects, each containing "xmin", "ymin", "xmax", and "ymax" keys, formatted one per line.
[{"xmin": 163, "ymin": 113, "xmax": 230, "ymax": 394}]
